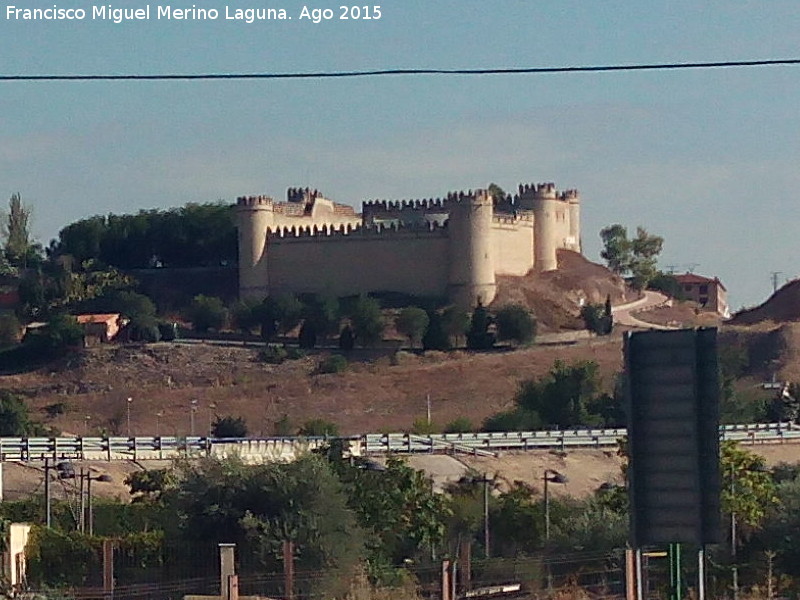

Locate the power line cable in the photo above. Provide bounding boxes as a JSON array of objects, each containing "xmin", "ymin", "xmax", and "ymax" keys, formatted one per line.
[{"xmin": 2, "ymin": 57, "xmax": 800, "ymax": 81}]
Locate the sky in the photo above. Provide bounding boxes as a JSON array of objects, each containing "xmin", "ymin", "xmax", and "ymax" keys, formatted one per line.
[{"xmin": 2, "ymin": 0, "xmax": 800, "ymax": 310}]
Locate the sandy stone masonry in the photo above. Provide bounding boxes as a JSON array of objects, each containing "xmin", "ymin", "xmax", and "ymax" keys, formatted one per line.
[{"xmin": 236, "ymin": 183, "xmax": 581, "ymax": 308}]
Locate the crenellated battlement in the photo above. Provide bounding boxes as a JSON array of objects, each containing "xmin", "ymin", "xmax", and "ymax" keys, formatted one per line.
[
  {"xmin": 237, "ymin": 195, "xmax": 274, "ymax": 207},
  {"xmin": 287, "ymin": 187, "xmax": 324, "ymax": 204},
  {"xmin": 268, "ymin": 219, "xmax": 448, "ymax": 240},
  {"xmin": 362, "ymin": 189, "xmax": 493, "ymax": 219},
  {"xmin": 561, "ymin": 189, "xmax": 580, "ymax": 201}
]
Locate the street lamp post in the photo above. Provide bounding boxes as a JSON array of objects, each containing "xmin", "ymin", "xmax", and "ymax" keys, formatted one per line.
[
  {"xmin": 208, "ymin": 402, "xmax": 218, "ymax": 436},
  {"xmin": 190, "ymin": 399, "xmax": 198, "ymax": 436},
  {"xmin": 156, "ymin": 411, "xmax": 164, "ymax": 437},
  {"xmin": 126, "ymin": 397, "xmax": 132, "ymax": 437}
]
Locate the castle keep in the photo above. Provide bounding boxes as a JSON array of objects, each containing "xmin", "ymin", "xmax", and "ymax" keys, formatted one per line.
[{"xmin": 236, "ymin": 183, "xmax": 581, "ymax": 307}]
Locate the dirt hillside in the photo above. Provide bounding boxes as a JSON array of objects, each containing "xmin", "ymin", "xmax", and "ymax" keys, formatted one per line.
[
  {"xmin": 493, "ymin": 250, "xmax": 630, "ymax": 331},
  {"xmin": 8, "ymin": 338, "xmax": 625, "ymax": 438},
  {"xmin": 730, "ymin": 279, "xmax": 800, "ymax": 326}
]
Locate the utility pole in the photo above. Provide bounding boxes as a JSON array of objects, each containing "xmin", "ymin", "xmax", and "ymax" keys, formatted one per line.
[
  {"xmin": 426, "ymin": 394, "xmax": 431, "ymax": 426},
  {"xmin": 126, "ymin": 397, "xmax": 132, "ymax": 437},
  {"xmin": 44, "ymin": 458, "xmax": 51, "ymax": 527},
  {"xmin": 771, "ymin": 272, "xmax": 783, "ymax": 294}
]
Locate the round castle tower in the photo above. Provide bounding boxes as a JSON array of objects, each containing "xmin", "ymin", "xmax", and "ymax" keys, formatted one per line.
[
  {"xmin": 235, "ymin": 196, "xmax": 275, "ymax": 300},
  {"xmin": 532, "ymin": 183, "xmax": 560, "ymax": 272},
  {"xmin": 447, "ymin": 190, "xmax": 496, "ymax": 308},
  {"xmin": 566, "ymin": 189, "xmax": 581, "ymax": 252}
]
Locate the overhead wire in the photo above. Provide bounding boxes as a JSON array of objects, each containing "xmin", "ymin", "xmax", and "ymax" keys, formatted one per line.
[{"xmin": 1, "ymin": 57, "xmax": 799, "ymax": 81}]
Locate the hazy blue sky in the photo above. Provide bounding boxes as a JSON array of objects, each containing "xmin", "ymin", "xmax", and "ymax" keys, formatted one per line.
[{"xmin": 2, "ymin": 1, "xmax": 799, "ymax": 309}]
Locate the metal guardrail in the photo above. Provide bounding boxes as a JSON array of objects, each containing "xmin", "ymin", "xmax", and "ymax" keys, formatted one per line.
[{"xmin": 0, "ymin": 422, "xmax": 796, "ymax": 462}]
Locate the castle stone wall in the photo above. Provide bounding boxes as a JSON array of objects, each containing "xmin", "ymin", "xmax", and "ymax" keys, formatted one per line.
[
  {"xmin": 267, "ymin": 228, "xmax": 449, "ymax": 298},
  {"xmin": 491, "ymin": 217, "xmax": 535, "ymax": 276}
]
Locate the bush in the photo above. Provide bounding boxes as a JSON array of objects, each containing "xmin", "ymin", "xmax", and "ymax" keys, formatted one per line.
[
  {"xmin": 580, "ymin": 303, "xmax": 613, "ymax": 335},
  {"xmin": 338, "ymin": 325, "xmax": 355, "ymax": 351},
  {"xmin": 273, "ymin": 414, "xmax": 294, "ymax": 436},
  {"xmin": 298, "ymin": 320, "xmax": 318, "ymax": 349},
  {"xmin": 495, "ymin": 304, "xmax": 537, "ymax": 345},
  {"xmin": 411, "ymin": 418, "xmax": 441, "ymax": 435},
  {"xmin": 0, "ymin": 313, "xmax": 21, "ymax": 346},
  {"xmin": 395, "ymin": 307, "xmax": 429, "ymax": 348},
  {"xmin": 298, "ymin": 418, "xmax": 339, "ymax": 437},
  {"xmin": 0, "ymin": 390, "xmax": 41, "ymax": 436},
  {"xmin": 186, "ymin": 295, "xmax": 228, "ymax": 333},
  {"xmin": 258, "ymin": 345, "xmax": 288, "ymax": 364},
  {"xmin": 317, "ymin": 354, "xmax": 348, "ymax": 374},
  {"xmin": 211, "ymin": 415, "xmax": 248, "ymax": 438},
  {"xmin": 157, "ymin": 321, "xmax": 178, "ymax": 341},
  {"xmin": 422, "ymin": 310, "xmax": 451, "ymax": 351},
  {"xmin": 444, "ymin": 417, "xmax": 474, "ymax": 433},
  {"xmin": 349, "ymin": 295, "xmax": 384, "ymax": 347},
  {"xmin": 482, "ymin": 408, "xmax": 542, "ymax": 432},
  {"xmin": 466, "ymin": 303, "xmax": 495, "ymax": 350}
]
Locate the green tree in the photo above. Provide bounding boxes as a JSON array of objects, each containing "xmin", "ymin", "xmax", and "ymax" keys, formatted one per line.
[
  {"xmin": 600, "ymin": 224, "xmax": 664, "ymax": 290},
  {"xmin": 297, "ymin": 320, "xmax": 318, "ymax": 349},
  {"xmin": 395, "ymin": 307, "xmax": 430, "ymax": 348},
  {"xmin": 422, "ymin": 310, "xmax": 451, "ymax": 351},
  {"xmin": 301, "ymin": 294, "xmax": 341, "ymax": 341},
  {"xmin": 3, "ymin": 193, "xmax": 35, "ymax": 267},
  {"xmin": 515, "ymin": 360, "xmax": 603, "ymax": 428},
  {"xmin": 721, "ymin": 441, "xmax": 779, "ymax": 527},
  {"xmin": 487, "ymin": 183, "xmax": 507, "ymax": 201},
  {"xmin": 170, "ymin": 455, "xmax": 364, "ymax": 598},
  {"xmin": 599, "ymin": 224, "xmax": 631, "ymax": 275},
  {"xmin": 341, "ymin": 456, "xmax": 450, "ymax": 564},
  {"xmin": 349, "ymin": 295, "xmax": 384, "ymax": 347},
  {"xmin": 125, "ymin": 468, "xmax": 173, "ymax": 503},
  {"xmin": 466, "ymin": 303, "xmax": 494, "ymax": 350},
  {"xmin": 186, "ymin": 295, "xmax": 228, "ymax": 332},
  {"xmin": 442, "ymin": 305, "xmax": 470, "ymax": 347},
  {"xmin": 495, "ymin": 304, "xmax": 536, "ymax": 345},
  {"xmin": 231, "ymin": 298, "xmax": 261, "ymax": 334},
  {"xmin": 257, "ymin": 295, "xmax": 303, "ymax": 340},
  {"xmin": 0, "ymin": 390, "xmax": 37, "ymax": 435},
  {"xmin": 648, "ymin": 272, "xmax": 687, "ymax": 300},
  {"xmin": 38, "ymin": 313, "xmax": 84, "ymax": 350}
]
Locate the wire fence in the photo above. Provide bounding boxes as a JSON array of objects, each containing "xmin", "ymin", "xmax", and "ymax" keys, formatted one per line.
[{"xmin": 24, "ymin": 547, "xmax": 626, "ymax": 600}]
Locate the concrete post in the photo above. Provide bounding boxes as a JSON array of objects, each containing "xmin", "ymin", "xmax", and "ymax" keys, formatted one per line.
[
  {"xmin": 441, "ymin": 560, "xmax": 451, "ymax": 600},
  {"xmin": 103, "ymin": 539, "xmax": 114, "ymax": 600},
  {"xmin": 283, "ymin": 540, "xmax": 295, "ymax": 600},
  {"xmin": 219, "ymin": 544, "xmax": 236, "ymax": 600},
  {"xmin": 459, "ymin": 540, "xmax": 471, "ymax": 593}
]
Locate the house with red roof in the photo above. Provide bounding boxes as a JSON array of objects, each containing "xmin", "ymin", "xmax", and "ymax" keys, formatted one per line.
[{"xmin": 673, "ymin": 273, "xmax": 729, "ymax": 318}]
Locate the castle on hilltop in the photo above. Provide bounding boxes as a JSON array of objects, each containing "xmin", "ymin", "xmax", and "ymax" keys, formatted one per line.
[{"xmin": 236, "ymin": 182, "xmax": 581, "ymax": 307}]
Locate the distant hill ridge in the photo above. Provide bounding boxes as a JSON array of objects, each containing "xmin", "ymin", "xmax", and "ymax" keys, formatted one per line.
[{"xmin": 730, "ymin": 279, "xmax": 800, "ymax": 325}]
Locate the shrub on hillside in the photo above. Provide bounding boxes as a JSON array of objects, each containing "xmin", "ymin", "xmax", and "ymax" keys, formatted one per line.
[
  {"xmin": 186, "ymin": 295, "xmax": 228, "ymax": 333},
  {"xmin": 258, "ymin": 345, "xmax": 288, "ymax": 364},
  {"xmin": 395, "ymin": 307, "xmax": 429, "ymax": 348},
  {"xmin": 444, "ymin": 417, "xmax": 474, "ymax": 433},
  {"xmin": 211, "ymin": 415, "xmax": 249, "ymax": 438},
  {"xmin": 298, "ymin": 418, "xmax": 339, "ymax": 437},
  {"xmin": 495, "ymin": 304, "xmax": 537, "ymax": 345},
  {"xmin": 317, "ymin": 354, "xmax": 348, "ymax": 374}
]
